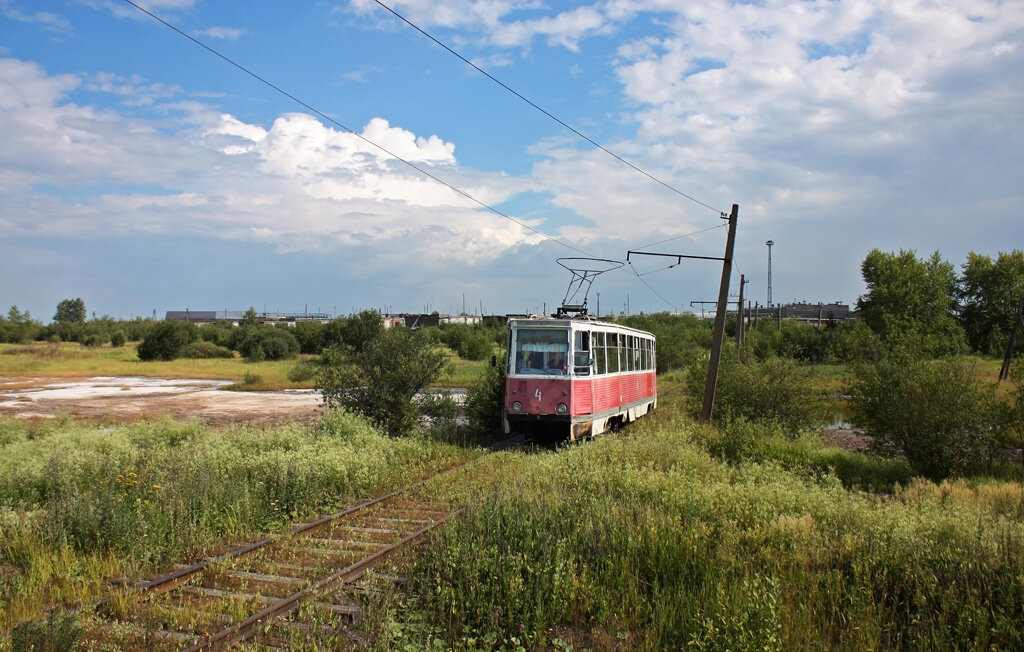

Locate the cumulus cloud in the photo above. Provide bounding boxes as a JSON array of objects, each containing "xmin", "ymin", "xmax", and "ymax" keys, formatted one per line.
[{"xmin": 0, "ymin": 56, "xmax": 545, "ymax": 267}]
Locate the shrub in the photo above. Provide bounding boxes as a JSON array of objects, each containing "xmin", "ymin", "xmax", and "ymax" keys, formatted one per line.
[
  {"xmin": 137, "ymin": 320, "xmax": 199, "ymax": 361},
  {"xmin": 199, "ymin": 321, "xmax": 235, "ymax": 347},
  {"xmin": 81, "ymin": 334, "xmax": 102, "ymax": 348},
  {"xmin": 109, "ymin": 330, "xmax": 127, "ymax": 347},
  {"xmin": 180, "ymin": 341, "xmax": 234, "ymax": 359},
  {"xmin": 685, "ymin": 354, "xmax": 830, "ymax": 431},
  {"xmin": 828, "ymin": 319, "xmax": 879, "ymax": 363},
  {"xmin": 420, "ymin": 389, "xmax": 461, "ymax": 439},
  {"xmin": 287, "ymin": 360, "xmax": 318, "ymax": 383},
  {"xmin": 317, "ymin": 328, "xmax": 451, "ymax": 436},
  {"xmin": 293, "ymin": 320, "xmax": 325, "ymax": 354},
  {"xmin": 439, "ymin": 324, "xmax": 494, "ymax": 361},
  {"xmin": 848, "ymin": 349, "xmax": 1003, "ymax": 480},
  {"xmin": 235, "ymin": 326, "xmax": 299, "ymax": 362},
  {"xmin": 465, "ymin": 359, "xmax": 505, "ymax": 436}
]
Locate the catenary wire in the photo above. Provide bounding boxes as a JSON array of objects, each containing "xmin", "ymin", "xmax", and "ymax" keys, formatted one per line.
[
  {"xmin": 624, "ymin": 262, "xmax": 678, "ymax": 312},
  {"xmin": 371, "ymin": 0, "xmax": 726, "ymax": 217},
  {"xmin": 121, "ymin": 0, "xmax": 595, "ymax": 258}
]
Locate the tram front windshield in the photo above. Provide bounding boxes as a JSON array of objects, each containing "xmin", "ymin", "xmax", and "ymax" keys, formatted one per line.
[{"xmin": 514, "ymin": 328, "xmax": 569, "ymax": 375}]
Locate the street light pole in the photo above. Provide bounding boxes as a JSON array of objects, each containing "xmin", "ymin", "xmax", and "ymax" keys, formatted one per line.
[{"xmin": 765, "ymin": 240, "xmax": 774, "ymax": 308}]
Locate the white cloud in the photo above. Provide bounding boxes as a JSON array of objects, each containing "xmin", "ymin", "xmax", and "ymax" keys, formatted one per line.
[
  {"xmin": 1, "ymin": 0, "xmax": 73, "ymax": 33},
  {"xmin": 197, "ymin": 26, "xmax": 245, "ymax": 40},
  {"xmin": 0, "ymin": 57, "xmax": 544, "ymax": 267}
]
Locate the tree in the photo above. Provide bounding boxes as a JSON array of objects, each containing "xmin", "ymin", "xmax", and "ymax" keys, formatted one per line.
[
  {"xmin": 959, "ymin": 250, "xmax": 1024, "ymax": 355},
  {"xmin": 242, "ymin": 307, "xmax": 260, "ymax": 327},
  {"xmin": 856, "ymin": 249, "xmax": 965, "ymax": 355},
  {"xmin": 849, "ymin": 349, "xmax": 1001, "ymax": 480},
  {"xmin": 137, "ymin": 320, "xmax": 199, "ymax": 361},
  {"xmin": 317, "ymin": 327, "xmax": 451, "ymax": 436},
  {"xmin": 54, "ymin": 298, "xmax": 86, "ymax": 324},
  {"xmin": 341, "ymin": 309, "xmax": 385, "ymax": 354},
  {"xmin": 1, "ymin": 305, "xmax": 40, "ymax": 343}
]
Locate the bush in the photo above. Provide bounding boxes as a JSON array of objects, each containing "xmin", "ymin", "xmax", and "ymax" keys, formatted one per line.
[
  {"xmin": 848, "ymin": 349, "xmax": 1003, "ymax": 480},
  {"xmin": 685, "ymin": 353, "xmax": 830, "ymax": 431},
  {"xmin": 465, "ymin": 359, "xmax": 505, "ymax": 436},
  {"xmin": 199, "ymin": 321, "xmax": 235, "ymax": 347},
  {"xmin": 137, "ymin": 320, "xmax": 199, "ymax": 361},
  {"xmin": 439, "ymin": 324, "xmax": 495, "ymax": 361},
  {"xmin": 293, "ymin": 320, "xmax": 325, "ymax": 354},
  {"xmin": 81, "ymin": 334, "xmax": 102, "ymax": 348},
  {"xmin": 621, "ymin": 312, "xmax": 710, "ymax": 372},
  {"xmin": 317, "ymin": 328, "xmax": 451, "ymax": 436},
  {"xmin": 109, "ymin": 330, "xmax": 127, "ymax": 347},
  {"xmin": 287, "ymin": 360, "xmax": 318, "ymax": 383},
  {"xmin": 180, "ymin": 341, "xmax": 234, "ymax": 359},
  {"xmin": 235, "ymin": 326, "xmax": 299, "ymax": 362}
]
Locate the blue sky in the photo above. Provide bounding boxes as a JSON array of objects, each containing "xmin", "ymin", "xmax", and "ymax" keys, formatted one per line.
[{"xmin": 1, "ymin": 0, "xmax": 1022, "ymax": 321}]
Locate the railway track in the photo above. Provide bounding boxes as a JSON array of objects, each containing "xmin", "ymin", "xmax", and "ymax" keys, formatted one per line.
[{"xmin": 74, "ymin": 459, "xmax": 486, "ymax": 650}]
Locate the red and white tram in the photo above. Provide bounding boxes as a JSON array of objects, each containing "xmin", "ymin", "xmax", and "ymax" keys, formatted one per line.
[{"xmin": 502, "ymin": 317, "xmax": 657, "ymax": 440}]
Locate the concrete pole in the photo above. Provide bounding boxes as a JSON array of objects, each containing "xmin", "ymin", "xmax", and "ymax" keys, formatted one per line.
[{"xmin": 701, "ymin": 204, "xmax": 739, "ymax": 423}]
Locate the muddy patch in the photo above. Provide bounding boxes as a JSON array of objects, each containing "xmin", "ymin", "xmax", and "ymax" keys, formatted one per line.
[{"xmin": 0, "ymin": 376, "xmax": 321, "ymax": 426}]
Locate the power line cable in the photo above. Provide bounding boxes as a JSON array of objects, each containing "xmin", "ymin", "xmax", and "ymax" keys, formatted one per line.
[
  {"xmin": 121, "ymin": 0, "xmax": 594, "ymax": 258},
  {"xmin": 623, "ymin": 262, "xmax": 678, "ymax": 312},
  {"xmin": 371, "ymin": 0, "xmax": 726, "ymax": 216},
  {"xmin": 634, "ymin": 222, "xmax": 727, "ymax": 251}
]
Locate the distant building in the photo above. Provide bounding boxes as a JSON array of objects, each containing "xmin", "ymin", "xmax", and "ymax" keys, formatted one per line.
[
  {"xmin": 166, "ymin": 310, "xmax": 332, "ymax": 325},
  {"xmin": 750, "ymin": 302, "xmax": 855, "ymax": 324},
  {"xmin": 166, "ymin": 310, "xmax": 246, "ymax": 324}
]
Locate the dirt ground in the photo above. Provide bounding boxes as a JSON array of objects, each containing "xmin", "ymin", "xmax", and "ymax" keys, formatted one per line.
[{"xmin": 0, "ymin": 376, "xmax": 322, "ymax": 426}]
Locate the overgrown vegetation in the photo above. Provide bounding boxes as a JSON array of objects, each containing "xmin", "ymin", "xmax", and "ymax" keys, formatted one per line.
[
  {"xmin": 372, "ymin": 423, "xmax": 1024, "ymax": 650},
  {"xmin": 0, "ymin": 413, "xmax": 473, "ymax": 632},
  {"xmin": 317, "ymin": 327, "xmax": 452, "ymax": 436},
  {"xmin": 685, "ymin": 352, "xmax": 830, "ymax": 430},
  {"xmin": 850, "ymin": 348, "xmax": 1007, "ymax": 479}
]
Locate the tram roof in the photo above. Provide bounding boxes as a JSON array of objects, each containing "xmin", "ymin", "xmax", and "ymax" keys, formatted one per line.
[{"xmin": 508, "ymin": 317, "xmax": 654, "ymax": 338}]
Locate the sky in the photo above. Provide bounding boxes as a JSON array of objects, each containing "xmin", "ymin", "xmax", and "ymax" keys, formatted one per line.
[{"xmin": 1, "ymin": 0, "xmax": 1022, "ymax": 322}]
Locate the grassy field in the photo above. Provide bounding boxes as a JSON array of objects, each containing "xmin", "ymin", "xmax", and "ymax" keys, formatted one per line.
[
  {"xmin": 371, "ymin": 406, "xmax": 1024, "ymax": 650},
  {"xmin": 0, "ymin": 342, "xmax": 489, "ymax": 390},
  {"xmin": 0, "ymin": 412, "xmax": 479, "ymax": 633},
  {"xmin": 3, "ymin": 347, "xmax": 1022, "ymax": 649}
]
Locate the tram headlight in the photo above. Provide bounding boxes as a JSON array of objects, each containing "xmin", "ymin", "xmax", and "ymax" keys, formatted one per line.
[
  {"xmin": 512, "ymin": 401, "xmax": 522, "ymax": 412},
  {"xmin": 556, "ymin": 402, "xmax": 568, "ymax": 415}
]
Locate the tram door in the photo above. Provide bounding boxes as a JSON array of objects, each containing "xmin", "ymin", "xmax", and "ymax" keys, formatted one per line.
[{"xmin": 573, "ymin": 329, "xmax": 594, "ymax": 413}]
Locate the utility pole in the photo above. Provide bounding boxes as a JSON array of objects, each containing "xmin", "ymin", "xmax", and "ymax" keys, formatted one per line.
[
  {"xmin": 765, "ymin": 240, "xmax": 774, "ymax": 307},
  {"xmin": 702, "ymin": 205, "xmax": 739, "ymax": 422},
  {"xmin": 625, "ymin": 204, "xmax": 739, "ymax": 424},
  {"xmin": 737, "ymin": 274, "xmax": 746, "ymax": 352}
]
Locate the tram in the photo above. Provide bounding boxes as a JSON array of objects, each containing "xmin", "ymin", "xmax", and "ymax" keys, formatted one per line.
[{"xmin": 502, "ymin": 316, "xmax": 657, "ymax": 440}]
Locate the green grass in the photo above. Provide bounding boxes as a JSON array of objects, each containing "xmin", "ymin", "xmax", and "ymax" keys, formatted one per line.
[
  {"xmin": 366, "ymin": 413, "xmax": 1024, "ymax": 650},
  {"xmin": 0, "ymin": 413, "xmax": 478, "ymax": 632}
]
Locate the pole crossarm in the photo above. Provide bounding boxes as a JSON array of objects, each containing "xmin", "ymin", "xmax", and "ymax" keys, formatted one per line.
[{"xmin": 627, "ymin": 251, "xmax": 728, "ymax": 264}]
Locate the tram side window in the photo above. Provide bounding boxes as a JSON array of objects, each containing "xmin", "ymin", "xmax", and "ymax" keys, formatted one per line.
[
  {"xmin": 594, "ymin": 332, "xmax": 606, "ymax": 374},
  {"xmin": 633, "ymin": 337, "xmax": 642, "ymax": 371},
  {"xmin": 573, "ymin": 331, "xmax": 591, "ymax": 375},
  {"xmin": 642, "ymin": 338, "xmax": 650, "ymax": 370},
  {"xmin": 607, "ymin": 333, "xmax": 620, "ymax": 373}
]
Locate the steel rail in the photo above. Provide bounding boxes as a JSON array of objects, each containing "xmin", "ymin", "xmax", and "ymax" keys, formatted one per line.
[
  {"xmin": 183, "ymin": 510, "xmax": 460, "ymax": 650},
  {"xmin": 91, "ymin": 456, "xmax": 480, "ymax": 614}
]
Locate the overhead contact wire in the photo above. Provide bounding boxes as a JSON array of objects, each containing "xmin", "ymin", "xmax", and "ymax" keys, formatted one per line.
[
  {"xmin": 122, "ymin": 0, "xmax": 595, "ymax": 258},
  {"xmin": 372, "ymin": 0, "xmax": 725, "ymax": 216}
]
